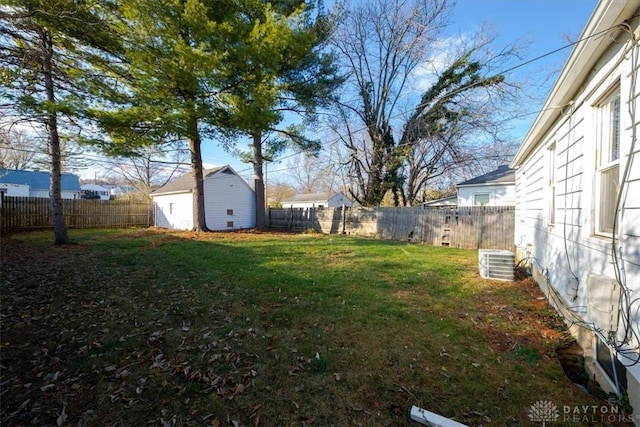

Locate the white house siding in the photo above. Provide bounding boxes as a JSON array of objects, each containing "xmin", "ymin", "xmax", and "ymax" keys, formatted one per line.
[
  {"xmin": 0, "ymin": 185, "xmax": 78, "ymax": 199},
  {"xmin": 203, "ymin": 171, "xmax": 256, "ymax": 230},
  {"xmin": 154, "ymin": 192, "xmax": 194, "ymax": 231},
  {"xmin": 327, "ymin": 193, "xmax": 353, "ymax": 207},
  {"xmin": 282, "ymin": 201, "xmax": 319, "ymax": 209},
  {"xmin": 513, "ymin": 4, "xmax": 640, "ymax": 413},
  {"xmin": 29, "ymin": 189, "xmax": 79, "ymax": 199},
  {"xmin": 0, "ymin": 183, "xmax": 30, "ymax": 197},
  {"xmin": 457, "ymin": 184, "xmax": 515, "ymax": 206}
]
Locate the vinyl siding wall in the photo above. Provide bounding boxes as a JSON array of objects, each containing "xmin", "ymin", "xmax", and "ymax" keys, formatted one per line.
[
  {"xmin": 514, "ymin": 16, "xmax": 640, "ymax": 403},
  {"xmin": 457, "ymin": 184, "xmax": 515, "ymax": 206},
  {"xmin": 154, "ymin": 192, "xmax": 194, "ymax": 231},
  {"xmin": 204, "ymin": 171, "xmax": 255, "ymax": 230}
]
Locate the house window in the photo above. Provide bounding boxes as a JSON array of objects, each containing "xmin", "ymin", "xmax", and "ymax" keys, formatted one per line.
[
  {"xmin": 596, "ymin": 90, "xmax": 621, "ymax": 235},
  {"xmin": 227, "ymin": 209, "xmax": 233, "ymax": 216},
  {"xmin": 473, "ymin": 193, "xmax": 490, "ymax": 206},
  {"xmin": 227, "ymin": 221, "xmax": 234, "ymax": 228},
  {"xmin": 547, "ymin": 143, "xmax": 556, "ymax": 225}
]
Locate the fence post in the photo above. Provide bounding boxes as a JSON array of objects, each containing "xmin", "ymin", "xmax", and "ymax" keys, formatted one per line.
[{"xmin": 0, "ymin": 191, "xmax": 4, "ymax": 233}]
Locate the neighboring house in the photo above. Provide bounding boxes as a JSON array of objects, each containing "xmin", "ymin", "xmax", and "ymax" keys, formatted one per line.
[
  {"xmin": 80, "ymin": 184, "xmax": 111, "ymax": 200},
  {"xmin": 281, "ymin": 191, "xmax": 353, "ymax": 209},
  {"xmin": 103, "ymin": 184, "xmax": 136, "ymax": 198},
  {"xmin": 151, "ymin": 165, "xmax": 255, "ymax": 231},
  {"xmin": 510, "ymin": 0, "xmax": 640, "ymax": 413},
  {"xmin": 0, "ymin": 168, "xmax": 80, "ymax": 199},
  {"xmin": 421, "ymin": 195, "xmax": 457, "ymax": 207},
  {"xmin": 456, "ymin": 165, "xmax": 515, "ymax": 206}
]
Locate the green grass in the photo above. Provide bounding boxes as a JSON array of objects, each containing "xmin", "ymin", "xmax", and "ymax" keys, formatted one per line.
[{"xmin": 0, "ymin": 228, "xmax": 611, "ymax": 426}]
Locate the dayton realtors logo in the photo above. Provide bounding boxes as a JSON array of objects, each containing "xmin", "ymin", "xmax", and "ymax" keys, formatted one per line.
[
  {"xmin": 528, "ymin": 400, "xmax": 560, "ymax": 425},
  {"xmin": 529, "ymin": 401, "xmax": 634, "ymax": 424}
]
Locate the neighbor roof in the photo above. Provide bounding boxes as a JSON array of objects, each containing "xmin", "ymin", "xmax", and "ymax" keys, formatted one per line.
[
  {"xmin": 457, "ymin": 165, "xmax": 515, "ymax": 187},
  {"xmin": 151, "ymin": 166, "xmax": 227, "ymax": 195},
  {"xmin": 422, "ymin": 195, "xmax": 457, "ymax": 206},
  {"xmin": 282, "ymin": 192, "xmax": 335, "ymax": 203},
  {"xmin": 0, "ymin": 168, "xmax": 81, "ymax": 191}
]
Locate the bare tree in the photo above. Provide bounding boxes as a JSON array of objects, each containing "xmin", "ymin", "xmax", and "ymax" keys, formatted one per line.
[
  {"xmin": 105, "ymin": 144, "xmax": 189, "ymax": 197},
  {"xmin": 266, "ymin": 181, "xmax": 296, "ymax": 207},
  {"xmin": 330, "ymin": 0, "xmax": 450, "ymax": 206},
  {"xmin": 286, "ymin": 152, "xmax": 336, "ymax": 194},
  {"xmin": 0, "ymin": 126, "xmax": 38, "ymax": 170},
  {"xmin": 330, "ymin": 0, "xmax": 523, "ymax": 206}
]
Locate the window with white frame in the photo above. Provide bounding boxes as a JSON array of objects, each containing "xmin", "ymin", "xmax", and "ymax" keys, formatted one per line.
[
  {"xmin": 473, "ymin": 193, "xmax": 490, "ymax": 206},
  {"xmin": 547, "ymin": 143, "xmax": 556, "ymax": 225},
  {"xmin": 596, "ymin": 89, "xmax": 621, "ymax": 235}
]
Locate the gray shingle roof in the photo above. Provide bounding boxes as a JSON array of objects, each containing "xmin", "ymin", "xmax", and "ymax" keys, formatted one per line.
[
  {"xmin": 281, "ymin": 192, "xmax": 333, "ymax": 203},
  {"xmin": 457, "ymin": 165, "xmax": 515, "ymax": 187},
  {"xmin": 151, "ymin": 166, "xmax": 227, "ymax": 195},
  {"xmin": 0, "ymin": 168, "xmax": 81, "ymax": 191}
]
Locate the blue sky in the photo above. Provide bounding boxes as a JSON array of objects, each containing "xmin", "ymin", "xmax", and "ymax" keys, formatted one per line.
[
  {"xmin": 82, "ymin": 0, "xmax": 600, "ymax": 182},
  {"xmin": 196, "ymin": 0, "xmax": 600, "ymax": 184}
]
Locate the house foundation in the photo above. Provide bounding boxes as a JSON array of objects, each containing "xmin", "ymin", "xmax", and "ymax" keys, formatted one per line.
[{"xmin": 530, "ymin": 266, "xmax": 640, "ymax": 426}]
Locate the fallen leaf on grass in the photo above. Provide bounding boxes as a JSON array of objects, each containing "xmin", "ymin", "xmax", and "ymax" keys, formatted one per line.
[{"xmin": 56, "ymin": 405, "xmax": 67, "ymax": 426}]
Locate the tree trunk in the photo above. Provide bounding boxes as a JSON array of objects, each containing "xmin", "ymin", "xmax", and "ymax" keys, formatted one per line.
[
  {"xmin": 41, "ymin": 28, "xmax": 68, "ymax": 245},
  {"xmin": 186, "ymin": 114, "xmax": 208, "ymax": 232},
  {"xmin": 252, "ymin": 131, "xmax": 266, "ymax": 229}
]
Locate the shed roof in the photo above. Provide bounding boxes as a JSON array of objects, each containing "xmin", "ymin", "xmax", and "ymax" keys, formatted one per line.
[
  {"xmin": 151, "ymin": 166, "xmax": 229, "ymax": 196},
  {"xmin": 457, "ymin": 165, "xmax": 515, "ymax": 187},
  {"xmin": 0, "ymin": 168, "xmax": 81, "ymax": 191}
]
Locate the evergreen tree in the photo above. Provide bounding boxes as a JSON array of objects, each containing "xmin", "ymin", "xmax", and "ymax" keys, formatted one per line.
[
  {"xmin": 0, "ymin": 0, "xmax": 117, "ymax": 244},
  {"xmin": 217, "ymin": 0, "xmax": 342, "ymax": 229},
  {"xmin": 90, "ymin": 0, "xmax": 236, "ymax": 231}
]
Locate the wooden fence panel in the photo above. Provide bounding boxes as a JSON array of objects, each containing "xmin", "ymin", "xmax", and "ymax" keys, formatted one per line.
[
  {"xmin": 1, "ymin": 196, "xmax": 153, "ymax": 232},
  {"xmin": 267, "ymin": 206, "xmax": 515, "ymax": 251}
]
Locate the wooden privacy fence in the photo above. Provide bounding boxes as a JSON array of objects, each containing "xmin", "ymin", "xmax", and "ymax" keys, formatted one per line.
[
  {"xmin": 0, "ymin": 196, "xmax": 154, "ymax": 232},
  {"xmin": 268, "ymin": 206, "xmax": 515, "ymax": 251}
]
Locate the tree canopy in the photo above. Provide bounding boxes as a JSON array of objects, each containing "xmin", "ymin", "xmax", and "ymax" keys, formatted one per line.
[
  {"xmin": 0, "ymin": 0, "xmax": 118, "ymax": 243},
  {"xmin": 216, "ymin": 0, "xmax": 342, "ymax": 228}
]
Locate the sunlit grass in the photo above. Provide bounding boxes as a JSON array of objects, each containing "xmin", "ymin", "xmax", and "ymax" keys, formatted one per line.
[{"xmin": 0, "ymin": 228, "xmax": 608, "ymax": 426}]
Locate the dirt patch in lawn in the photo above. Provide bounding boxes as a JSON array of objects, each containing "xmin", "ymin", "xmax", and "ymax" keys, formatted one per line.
[{"xmin": 472, "ymin": 277, "xmax": 568, "ymax": 355}]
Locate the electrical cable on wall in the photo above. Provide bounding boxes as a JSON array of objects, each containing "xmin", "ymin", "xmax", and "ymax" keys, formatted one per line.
[
  {"xmin": 558, "ymin": 101, "xmax": 581, "ymax": 301},
  {"xmin": 609, "ymin": 22, "xmax": 640, "ymax": 364}
]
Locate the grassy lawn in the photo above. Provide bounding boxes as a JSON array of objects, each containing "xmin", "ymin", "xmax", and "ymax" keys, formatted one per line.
[{"xmin": 0, "ymin": 228, "xmax": 609, "ymax": 426}]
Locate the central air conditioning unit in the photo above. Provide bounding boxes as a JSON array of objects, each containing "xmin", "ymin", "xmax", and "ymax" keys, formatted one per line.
[{"xmin": 479, "ymin": 249, "xmax": 515, "ymax": 281}]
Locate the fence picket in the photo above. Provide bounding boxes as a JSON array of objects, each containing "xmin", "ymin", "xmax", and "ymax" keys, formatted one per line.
[
  {"xmin": 267, "ymin": 206, "xmax": 515, "ymax": 251},
  {"xmin": 1, "ymin": 197, "xmax": 153, "ymax": 232}
]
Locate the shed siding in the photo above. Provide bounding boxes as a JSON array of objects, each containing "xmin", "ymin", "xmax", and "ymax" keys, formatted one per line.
[
  {"xmin": 204, "ymin": 171, "xmax": 256, "ymax": 230},
  {"xmin": 154, "ymin": 192, "xmax": 194, "ymax": 230}
]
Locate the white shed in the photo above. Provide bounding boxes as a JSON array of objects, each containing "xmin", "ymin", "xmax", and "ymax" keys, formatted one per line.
[
  {"xmin": 456, "ymin": 165, "xmax": 515, "ymax": 206},
  {"xmin": 281, "ymin": 191, "xmax": 353, "ymax": 209},
  {"xmin": 151, "ymin": 166, "xmax": 255, "ymax": 231}
]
